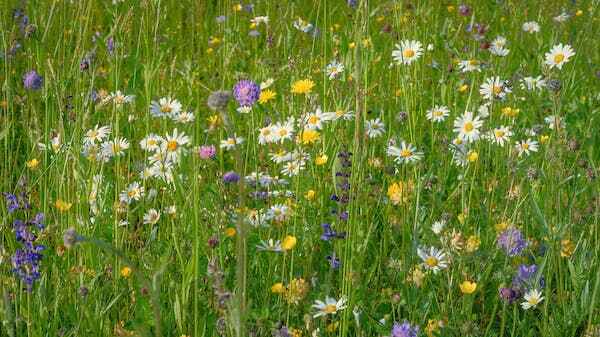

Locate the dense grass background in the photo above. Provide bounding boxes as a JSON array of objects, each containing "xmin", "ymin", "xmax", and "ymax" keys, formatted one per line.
[{"xmin": 1, "ymin": 0, "xmax": 600, "ymax": 336}]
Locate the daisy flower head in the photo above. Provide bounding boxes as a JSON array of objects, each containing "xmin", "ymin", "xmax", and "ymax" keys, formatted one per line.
[
  {"xmin": 490, "ymin": 36, "xmax": 510, "ymax": 56},
  {"xmin": 387, "ymin": 141, "xmax": 424, "ymax": 164},
  {"xmin": 83, "ymin": 125, "xmax": 111, "ymax": 144},
  {"xmin": 480, "ymin": 76, "xmax": 511, "ymax": 100},
  {"xmin": 520, "ymin": 76, "xmax": 546, "ymax": 91},
  {"xmin": 426, "ymin": 105, "xmax": 450, "ymax": 122},
  {"xmin": 326, "ymin": 60, "xmax": 345, "ymax": 79},
  {"xmin": 312, "ymin": 296, "xmax": 348, "ymax": 318},
  {"xmin": 392, "ymin": 40, "xmax": 423, "ymax": 65},
  {"xmin": 108, "ymin": 90, "xmax": 135, "ymax": 107},
  {"xmin": 119, "ymin": 181, "xmax": 145, "ymax": 204},
  {"xmin": 489, "ymin": 125, "xmax": 513, "ymax": 146},
  {"xmin": 515, "ymin": 139, "xmax": 539, "ymax": 157},
  {"xmin": 453, "ymin": 111, "xmax": 484, "ymax": 143},
  {"xmin": 161, "ymin": 128, "xmax": 190, "ymax": 163},
  {"xmin": 143, "ymin": 208, "xmax": 161, "ymax": 225},
  {"xmin": 458, "ymin": 59, "xmax": 481, "ymax": 73},
  {"xmin": 220, "ymin": 135, "xmax": 244, "ymax": 150},
  {"xmin": 150, "ymin": 97, "xmax": 182, "ymax": 118},
  {"xmin": 365, "ymin": 118, "xmax": 385, "ymax": 138},
  {"xmin": 140, "ymin": 134, "xmax": 161, "ymax": 152},
  {"xmin": 303, "ymin": 107, "xmax": 336, "ymax": 130},
  {"xmin": 522, "ymin": 21, "xmax": 540, "ymax": 33},
  {"xmin": 545, "ymin": 44, "xmax": 575, "ymax": 70},
  {"xmin": 101, "ymin": 137, "xmax": 129, "ymax": 160},
  {"xmin": 521, "ymin": 288, "xmax": 544, "ymax": 310},
  {"xmin": 417, "ymin": 246, "xmax": 449, "ymax": 273}
]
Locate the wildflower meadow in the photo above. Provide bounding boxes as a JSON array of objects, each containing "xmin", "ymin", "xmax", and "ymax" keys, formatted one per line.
[{"xmin": 1, "ymin": 0, "xmax": 600, "ymax": 336}]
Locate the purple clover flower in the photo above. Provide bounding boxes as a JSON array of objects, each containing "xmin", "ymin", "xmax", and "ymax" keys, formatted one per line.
[
  {"xmin": 497, "ymin": 227, "xmax": 527, "ymax": 257},
  {"xmin": 199, "ymin": 145, "xmax": 217, "ymax": 159},
  {"xmin": 233, "ymin": 79, "xmax": 260, "ymax": 107},
  {"xmin": 391, "ymin": 321, "xmax": 419, "ymax": 337},
  {"xmin": 23, "ymin": 70, "xmax": 43, "ymax": 90},
  {"xmin": 223, "ymin": 171, "xmax": 240, "ymax": 183}
]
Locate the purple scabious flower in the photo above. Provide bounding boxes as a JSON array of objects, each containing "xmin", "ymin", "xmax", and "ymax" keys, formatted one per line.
[
  {"xmin": 198, "ymin": 145, "xmax": 217, "ymax": 159},
  {"xmin": 233, "ymin": 79, "xmax": 260, "ymax": 107},
  {"xmin": 23, "ymin": 70, "xmax": 43, "ymax": 90},
  {"xmin": 496, "ymin": 227, "xmax": 527, "ymax": 257},
  {"xmin": 392, "ymin": 321, "xmax": 419, "ymax": 337},
  {"xmin": 223, "ymin": 171, "xmax": 240, "ymax": 183},
  {"xmin": 458, "ymin": 4, "xmax": 472, "ymax": 16},
  {"xmin": 499, "ymin": 287, "xmax": 519, "ymax": 303},
  {"xmin": 326, "ymin": 252, "xmax": 341, "ymax": 269}
]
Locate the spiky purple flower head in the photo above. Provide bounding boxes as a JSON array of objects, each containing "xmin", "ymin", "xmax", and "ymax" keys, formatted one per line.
[
  {"xmin": 233, "ymin": 79, "xmax": 260, "ymax": 107},
  {"xmin": 497, "ymin": 227, "xmax": 527, "ymax": 257},
  {"xmin": 198, "ymin": 145, "xmax": 217, "ymax": 159},
  {"xmin": 391, "ymin": 321, "xmax": 419, "ymax": 337},
  {"xmin": 23, "ymin": 70, "xmax": 43, "ymax": 90},
  {"xmin": 223, "ymin": 171, "xmax": 240, "ymax": 183}
]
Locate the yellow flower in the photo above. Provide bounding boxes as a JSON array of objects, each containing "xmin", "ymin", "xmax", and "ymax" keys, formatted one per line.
[
  {"xmin": 258, "ymin": 89, "xmax": 276, "ymax": 104},
  {"xmin": 233, "ymin": 4, "xmax": 242, "ymax": 11},
  {"xmin": 206, "ymin": 48, "xmax": 214, "ymax": 54},
  {"xmin": 458, "ymin": 84, "xmax": 469, "ymax": 93},
  {"xmin": 502, "ymin": 107, "xmax": 520, "ymax": 118},
  {"xmin": 459, "ymin": 280, "xmax": 477, "ymax": 294},
  {"xmin": 297, "ymin": 129, "xmax": 320, "ymax": 145},
  {"xmin": 207, "ymin": 114, "xmax": 221, "ymax": 129},
  {"xmin": 271, "ymin": 282, "xmax": 285, "ymax": 294},
  {"xmin": 495, "ymin": 221, "xmax": 509, "ymax": 232},
  {"xmin": 224, "ymin": 227, "xmax": 236, "ymax": 237},
  {"xmin": 315, "ymin": 154, "xmax": 328, "ymax": 166},
  {"xmin": 539, "ymin": 135, "xmax": 550, "ymax": 144},
  {"xmin": 466, "ymin": 235, "xmax": 481, "ymax": 252},
  {"xmin": 55, "ymin": 199, "xmax": 73, "ymax": 212},
  {"xmin": 26, "ymin": 158, "xmax": 39, "ymax": 169},
  {"xmin": 395, "ymin": 89, "xmax": 402, "ymax": 97},
  {"xmin": 348, "ymin": 42, "xmax": 356, "ymax": 49},
  {"xmin": 305, "ymin": 190, "xmax": 316, "ymax": 200},
  {"xmin": 467, "ymin": 151, "xmax": 479, "ymax": 162},
  {"xmin": 575, "ymin": 9, "xmax": 583, "ymax": 16},
  {"xmin": 281, "ymin": 235, "xmax": 297, "ymax": 251},
  {"xmin": 457, "ymin": 212, "xmax": 466, "ymax": 224},
  {"xmin": 387, "ymin": 181, "xmax": 413, "ymax": 205},
  {"xmin": 561, "ymin": 239, "xmax": 575, "ymax": 257},
  {"xmin": 447, "ymin": 5, "xmax": 455, "ymax": 12},
  {"xmin": 120, "ymin": 266, "xmax": 132, "ymax": 278},
  {"xmin": 291, "ymin": 79, "xmax": 315, "ymax": 95}
]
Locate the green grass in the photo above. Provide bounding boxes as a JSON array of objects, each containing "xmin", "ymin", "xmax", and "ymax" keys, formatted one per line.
[{"xmin": 1, "ymin": 0, "xmax": 600, "ymax": 336}]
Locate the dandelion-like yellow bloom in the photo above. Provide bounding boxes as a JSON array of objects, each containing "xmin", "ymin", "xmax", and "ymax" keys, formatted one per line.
[
  {"xmin": 258, "ymin": 89, "xmax": 276, "ymax": 104},
  {"xmin": 55, "ymin": 199, "xmax": 73, "ymax": 212},
  {"xmin": 291, "ymin": 79, "xmax": 315, "ymax": 95},
  {"xmin": 305, "ymin": 190, "xmax": 316, "ymax": 200},
  {"xmin": 315, "ymin": 154, "xmax": 328, "ymax": 165},
  {"xmin": 298, "ymin": 129, "xmax": 320, "ymax": 145},
  {"xmin": 282, "ymin": 235, "xmax": 297, "ymax": 251},
  {"xmin": 26, "ymin": 158, "xmax": 39, "ymax": 169},
  {"xmin": 459, "ymin": 280, "xmax": 477, "ymax": 294},
  {"xmin": 224, "ymin": 227, "xmax": 236, "ymax": 237},
  {"xmin": 120, "ymin": 266, "xmax": 132, "ymax": 278}
]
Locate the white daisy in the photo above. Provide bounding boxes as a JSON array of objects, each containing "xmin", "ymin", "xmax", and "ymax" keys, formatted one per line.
[
  {"xmin": 489, "ymin": 126, "xmax": 513, "ymax": 146},
  {"xmin": 392, "ymin": 40, "xmax": 423, "ymax": 65},
  {"xmin": 258, "ymin": 125, "xmax": 277, "ymax": 145},
  {"xmin": 108, "ymin": 90, "xmax": 135, "ymax": 106},
  {"xmin": 220, "ymin": 135, "xmax": 244, "ymax": 150},
  {"xmin": 312, "ymin": 296, "xmax": 348, "ymax": 318},
  {"xmin": 426, "ymin": 105, "xmax": 450, "ymax": 122},
  {"xmin": 458, "ymin": 59, "xmax": 481, "ymax": 73},
  {"xmin": 101, "ymin": 137, "xmax": 129, "ymax": 159},
  {"xmin": 521, "ymin": 289, "xmax": 544, "ymax": 310},
  {"xmin": 453, "ymin": 111, "xmax": 484, "ymax": 143},
  {"xmin": 119, "ymin": 182, "xmax": 145, "ymax": 204},
  {"xmin": 515, "ymin": 139, "xmax": 539, "ymax": 157},
  {"xmin": 304, "ymin": 107, "xmax": 336, "ymax": 130},
  {"xmin": 480, "ymin": 76, "xmax": 511, "ymax": 100},
  {"xmin": 387, "ymin": 141, "xmax": 424, "ymax": 164},
  {"xmin": 281, "ymin": 159, "xmax": 305, "ymax": 177},
  {"xmin": 365, "ymin": 118, "xmax": 385, "ymax": 138},
  {"xmin": 143, "ymin": 208, "xmax": 161, "ymax": 225},
  {"xmin": 417, "ymin": 246, "xmax": 449, "ymax": 273},
  {"xmin": 140, "ymin": 134, "xmax": 161, "ymax": 152},
  {"xmin": 83, "ymin": 125, "xmax": 111, "ymax": 144},
  {"xmin": 150, "ymin": 97, "xmax": 182, "ymax": 118},
  {"xmin": 520, "ymin": 76, "xmax": 546, "ymax": 91},
  {"xmin": 326, "ymin": 60, "xmax": 345, "ymax": 80},
  {"xmin": 522, "ymin": 21, "xmax": 540, "ymax": 33},
  {"xmin": 544, "ymin": 115, "xmax": 565, "ymax": 130},
  {"xmin": 544, "ymin": 44, "xmax": 575, "ymax": 70},
  {"xmin": 161, "ymin": 128, "xmax": 190, "ymax": 163}
]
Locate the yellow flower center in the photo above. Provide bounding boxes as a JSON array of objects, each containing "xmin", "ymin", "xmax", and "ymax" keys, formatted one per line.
[
  {"xmin": 522, "ymin": 143, "xmax": 529, "ymax": 150},
  {"xmin": 425, "ymin": 256, "xmax": 438, "ymax": 268},
  {"xmin": 553, "ymin": 53, "xmax": 565, "ymax": 64},
  {"xmin": 167, "ymin": 140, "xmax": 178, "ymax": 151},
  {"xmin": 492, "ymin": 85, "xmax": 502, "ymax": 95},
  {"xmin": 464, "ymin": 122, "xmax": 474, "ymax": 132},
  {"xmin": 433, "ymin": 110, "xmax": 443, "ymax": 117},
  {"xmin": 403, "ymin": 49, "xmax": 415, "ymax": 58},
  {"xmin": 495, "ymin": 130, "xmax": 505, "ymax": 138},
  {"xmin": 161, "ymin": 104, "xmax": 172, "ymax": 113},
  {"xmin": 308, "ymin": 115, "xmax": 319, "ymax": 125},
  {"xmin": 400, "ymin": 149, "xmax": 412, "ymax": 158},
  {"xmin": 323, "ymin": 304, "xmax": 337, "ymax": 314}
]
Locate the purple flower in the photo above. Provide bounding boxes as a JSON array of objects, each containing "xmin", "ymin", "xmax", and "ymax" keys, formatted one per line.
[
  {"xmin": 23, "ymin": 70, "xmax": 43, "ymax": 90},
  {"xmin": 3, "ymin": 192, "xmax": 19, "ymax": 213},
  {"xmin": 216, "ymin": 15, "xmax": 227, "ymax": 23},
  {"xmin": 223, "ymin": 171, "xmax": 240, "ymax": 183},
  {"xmin": 347, "ymin": 0, "xmax": 357, "ymax": 8},
  {"xmin": 320, "ymin": 223, "xmax": 346, "ymax": 241},
  {"xmin": 458, "ymin": 4, "xmax": 471, "ymax": 16},
  {"xmin": 233, "ymin": 79, "xmax": 260, "ymax": 107},
  {"xmin": 107, "ymin": 37, "xmax": 115, "ymax": 55},
  {"xmin": 326, "ymin": 252, "xmax": 341, "ymax": 269},
  {"xmin": 497, "ymin": 228, "xmax": 527, "ymax": 257},
  {"xmin": 391, "ymin": 321, "xmax": 419, "ymax": 337},
  {"xmin": 499, "ymin": 287, "xmax": 519, "ymax": 303},
  {"xmin": 199, "ymin": 145, "xmax": 217, "ymax": 159}
]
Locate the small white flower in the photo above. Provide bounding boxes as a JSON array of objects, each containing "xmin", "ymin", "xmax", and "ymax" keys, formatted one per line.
[
  {"xmin": 521, "ymin": 289, "xmax": 544, "ymax": 310},
  {"xmin": 392, "ymin": 40, "xmax": 423, "ymax": 65}
]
